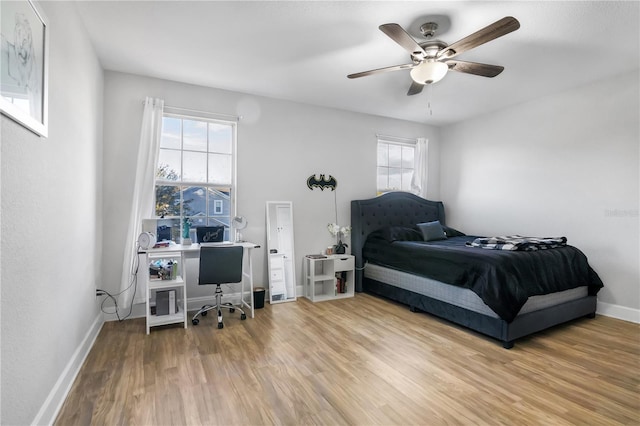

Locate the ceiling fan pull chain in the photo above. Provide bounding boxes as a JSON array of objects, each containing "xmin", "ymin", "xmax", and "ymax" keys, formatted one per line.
[{"xmin": 426, "ymin": 84, "xmax": 434, "ymax": 116}]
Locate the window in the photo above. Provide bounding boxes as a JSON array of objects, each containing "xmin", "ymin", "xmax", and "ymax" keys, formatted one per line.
[
  {"xmin": 377, "ymin": 137, "xmax": 415, "ymax": 194},
  {"xmin": 213, "ymin": 200, "xmax": 223, "ymax": 215},
  {"xmin": 155, "ymin": 113, "xmax": 236, "ymax": 241}
]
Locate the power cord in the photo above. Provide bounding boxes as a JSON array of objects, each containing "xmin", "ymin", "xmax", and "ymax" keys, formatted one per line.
[
  {"xmin": 355, "ymin": 260, "xmax": 368, "ymax": 271},
  {"xmin": 96, "ymin": 244, "xmax": 140, "ymax": 321}
]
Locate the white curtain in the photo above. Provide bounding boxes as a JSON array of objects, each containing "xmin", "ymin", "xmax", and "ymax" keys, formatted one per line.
[
  {"xmin": 411, "ymin": 137, "xmax": 429, "ymax": 198},
  {"xmin": 120, "ymin": 97, "xmax": 164, "ymax": 307}
]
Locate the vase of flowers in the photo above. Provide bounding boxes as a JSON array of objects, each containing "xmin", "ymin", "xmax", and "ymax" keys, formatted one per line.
[{"xmin": 328, "ymin": 223, "xmax": 351, "ymax": 254}]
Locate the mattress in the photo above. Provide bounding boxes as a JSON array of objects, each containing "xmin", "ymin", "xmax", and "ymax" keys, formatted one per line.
[{"xmin": 364, "ymin": 263, "xmax": 588, "ymax": 318}]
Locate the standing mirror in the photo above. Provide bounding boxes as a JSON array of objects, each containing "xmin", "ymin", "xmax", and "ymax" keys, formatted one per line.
[{"xmin": 266, "ymin": 201, "xmax": 297, "ymax": 303}]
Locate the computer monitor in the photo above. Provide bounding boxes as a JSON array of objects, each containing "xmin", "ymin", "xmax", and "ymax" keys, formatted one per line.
[{"xmin": 196, "ymin": 226, "xmax": 225, "ymax": 243}]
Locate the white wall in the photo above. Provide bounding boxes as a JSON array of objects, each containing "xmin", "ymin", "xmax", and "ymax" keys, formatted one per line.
[
  {"xmin": 0, "ymin": 2, "xmax": 104, "ymax": 424},
  {"xmin": 440, "ymin": 69, "xmax": 640, "ymax": 319},
  {"xmin": 101, "ymin": 71, "xmax": 438, "ymax": 310}
]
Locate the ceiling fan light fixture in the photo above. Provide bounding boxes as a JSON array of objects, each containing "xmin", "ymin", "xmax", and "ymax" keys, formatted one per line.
[{"xmin": 410, "ymin": 61, "xmax": 448, "ymax": 85}]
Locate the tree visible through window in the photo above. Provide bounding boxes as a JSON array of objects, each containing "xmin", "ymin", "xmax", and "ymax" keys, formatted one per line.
[
  {"xmin": 155, "ymin": 114, "xmax": 236, "ymax": 241},
  {"xmin": 377, "ymin": 138, "xmax": 415, "ymax": 194}
]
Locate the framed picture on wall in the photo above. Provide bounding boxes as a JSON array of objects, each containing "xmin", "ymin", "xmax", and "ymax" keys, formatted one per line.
[{"xmin": 0, "ymin": 0, "xmax": 48, "ymax": 137}]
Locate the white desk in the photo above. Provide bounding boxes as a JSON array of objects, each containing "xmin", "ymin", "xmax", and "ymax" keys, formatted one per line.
[{"xmin": 139, "ymin": 242, "xmax": 260, "ymax": 334}]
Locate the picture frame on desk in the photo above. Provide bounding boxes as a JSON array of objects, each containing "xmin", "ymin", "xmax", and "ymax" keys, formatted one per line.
[{"xmin": 0, "ymin": 0, "xmax": 49, "ymax": 137}]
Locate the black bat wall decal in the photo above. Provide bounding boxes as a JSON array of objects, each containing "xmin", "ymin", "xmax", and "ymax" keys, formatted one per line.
[{"xmin": 307, "ymin": 174, "xmax": 337, "ymax": 191}]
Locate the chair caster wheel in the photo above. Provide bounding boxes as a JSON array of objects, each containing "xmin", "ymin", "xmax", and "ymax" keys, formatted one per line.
[
  {"xmin": 218, "ymin": 322, "xmax": 224, "ymax": 329},
  {"xmin": 192, "ymin": 318, "xmax": 199, "ymax": 325},
  {"xmin": 201, "ymin": 311, "xmax": 207, "ymax": 317},
  {"xmin": 241, "ymin": 313, "xmax": 246, "ymax": 320},
  {"xmin": 230, "ymin": 308, "xmax": 235, "ymax": 313}
]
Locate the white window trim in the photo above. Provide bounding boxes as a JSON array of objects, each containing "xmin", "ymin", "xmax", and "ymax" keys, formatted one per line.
[
  {"xmin": 155, "ymin": 111, "xmax": 237, "ymax": 229},
  {"xmin": 377, "ymin": 135, "xmax": 417, "ymax": 194}
]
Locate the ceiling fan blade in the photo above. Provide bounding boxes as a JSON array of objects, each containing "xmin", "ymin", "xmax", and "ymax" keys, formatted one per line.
[
  {"xmin": 445, "ymin": 60, "xmax": 504, "ymax": 77},
  {"xmin": 379, "ymin": 23, "xmax": 427, "ymax": 58},
  {"xmin": 407, "ymin": 81, "xmax": 424, "ymax": 96},
  {"xmin": 347, "ymin": 63, "xmax": 415, "ymax": 79},
  {"xmin": 437, "ymin": 16, "xmax": 520, "ymax": 59}
]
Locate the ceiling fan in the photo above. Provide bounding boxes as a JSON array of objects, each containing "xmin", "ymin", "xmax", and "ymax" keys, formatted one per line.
[{"xmin": 347, "ymin": 16, "xmax": 520, "ymax": 96}]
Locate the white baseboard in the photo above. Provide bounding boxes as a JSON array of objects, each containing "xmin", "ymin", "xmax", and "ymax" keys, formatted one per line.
[
  {"xmin": 32, "ymin": 313, "xmax": 104, "ymax": 426},
  {"xmin": 109, "ymin": 293, "xmax": 640, "ymax": 326},
  {"xmin": 597, "ymin": 301, "xmax": 640, "ymax": 323}
]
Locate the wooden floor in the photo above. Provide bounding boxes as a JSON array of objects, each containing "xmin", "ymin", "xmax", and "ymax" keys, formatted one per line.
[{"xmin": 56, "ymin": 293, "xmax": 639, "ymax": 425}]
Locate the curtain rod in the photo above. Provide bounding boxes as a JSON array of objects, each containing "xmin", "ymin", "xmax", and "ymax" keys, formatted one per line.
[
  {"xmin": 165, "ymin": 105, "xmax": 241, "ymax": 122},
  {"xmin": 143, "ymin": 101, "xmax": 241, "ymax": 122},
  {"xmin": 376, "ymin": 133, "xmax": 418, "ymax": 144}
]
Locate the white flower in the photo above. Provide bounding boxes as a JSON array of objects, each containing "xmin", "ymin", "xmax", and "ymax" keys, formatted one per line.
[
  {"xmin": 328, "ymin": 223, "xmax": 351, "ymax": 237},
  {"xmin": 327, "ymin": 223, "xmax": 340, "ymax": 236}
]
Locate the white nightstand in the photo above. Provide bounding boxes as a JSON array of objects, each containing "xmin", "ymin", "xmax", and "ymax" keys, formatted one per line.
[{"xmin": 303, "ymin": 254, "xmax": 355, "ymax": 302}]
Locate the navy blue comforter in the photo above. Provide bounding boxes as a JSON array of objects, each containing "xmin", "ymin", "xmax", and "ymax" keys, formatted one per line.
[{"xmin": 363, "ymin": 235, "xmax": 603, "ymax": 322}]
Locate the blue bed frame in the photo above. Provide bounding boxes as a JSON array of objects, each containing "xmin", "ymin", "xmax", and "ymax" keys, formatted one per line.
[{"xmin": 351, "ymin": 192, "xmax": 597, "ymax": 348}]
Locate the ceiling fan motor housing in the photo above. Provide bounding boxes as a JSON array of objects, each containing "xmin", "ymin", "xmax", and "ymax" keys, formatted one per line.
[
  {"xmin": 414, "ymin": 40, "xmax": 448, "ymax": 61},
  {"xmin": 419, "ymin": 22, "xmax": 438, "ymax": 38}
]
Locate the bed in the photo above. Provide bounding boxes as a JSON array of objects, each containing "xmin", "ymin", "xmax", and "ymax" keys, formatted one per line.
[{"xmin": 351, "ymin": 192, "xmax": 603, "ymax": 348}]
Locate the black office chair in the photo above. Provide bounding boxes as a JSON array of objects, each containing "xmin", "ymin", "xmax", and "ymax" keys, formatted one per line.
[{"xmin": 192, "ymin": 246, "xmax": 246, "ymax": 329}]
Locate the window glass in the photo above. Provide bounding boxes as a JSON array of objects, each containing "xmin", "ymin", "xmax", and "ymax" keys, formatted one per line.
[
  {"xmin": 377, "ymin": 144, "xmax": 388, "ymax": 167},
  {"xmin": 182, "ymin": 186, "xmax": 205, "ymax": 218},
  {"xmin": 157, "ymin": 149, "xmax": 181, "ymax": 180},
  {"xmin": 208, "ymin": 190, "xmax": 229, "ymax": 217},
  {"xmin": 183, "ymin": 151, "xmax": 207, "ymax": 182},
  {"xmin": 402, "ymin": 169, "xmax": 413, "ymax": 191},
  {"xmin": 183, "ymin": 119, "xmax": 207, "ymax": 152},
  {"xmin": 208, "ymin": 153, "xmax": 232, "ymax": 184},
  {"xmin": 209, "ymin": 123, "xmax": 232, "ymax": 154},
  {"xmin": 388, "ymin": 167, "xmax": 402, "ymax": 190},
  {"xmin": 155, "ymin": 114, "xmax": 236, "ymax": 241},
  {"xmin": 388, "ymin": 144, "xmax": 402, "ymax": 168},
  {"xmin": 160, "ymin": 117, "xmax": 181, "ymax": 149},
  {"xmin": 155, "ymin": 185, "xmax": 180, "ymax": 217},
  {"xmin": 377, "ymin": 139, "xmax": 416, "ymax": 194},
  {"xmin": 402, "ymin": 146, "xmax": 414, "ymax": 168}
]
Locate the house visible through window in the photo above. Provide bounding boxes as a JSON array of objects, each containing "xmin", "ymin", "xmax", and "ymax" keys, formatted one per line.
[
  {"xmin": 377, "ymin": 136, "xmax": 415, "ymax": 194},
  {"xmin": 155, "ymin": 113, "xmax": 236, "ymax": 241}
]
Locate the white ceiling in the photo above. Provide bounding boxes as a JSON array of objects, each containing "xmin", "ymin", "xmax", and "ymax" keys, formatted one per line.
[{"xmin": 74, "ymin": 1, "xmax": 639, "ymax": 126}]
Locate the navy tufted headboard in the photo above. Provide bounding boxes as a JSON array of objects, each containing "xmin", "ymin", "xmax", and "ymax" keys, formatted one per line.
[{"xmin": 350, "ymin": 192, "xmax": 445, "ymax": 292}]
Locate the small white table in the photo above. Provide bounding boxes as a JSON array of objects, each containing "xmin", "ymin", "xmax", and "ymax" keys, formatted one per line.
[
  {"xmin": 303, "ymin": 254, "xmax": 355, "ymax": 302},
  {"xmin": 139, "ymin": 242, "xmax": 259, "ymax": 334}
]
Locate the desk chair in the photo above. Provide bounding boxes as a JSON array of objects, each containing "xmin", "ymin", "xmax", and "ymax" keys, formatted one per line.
[{"xmin": 192, "ymin": 245, "xmax": 246, "ymax": 329}]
